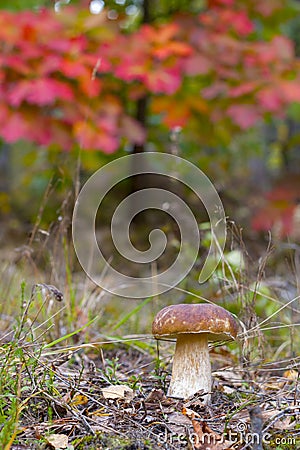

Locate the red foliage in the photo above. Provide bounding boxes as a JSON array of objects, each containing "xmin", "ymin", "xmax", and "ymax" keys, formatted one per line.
[
  {"xmin": 226, "ymin": 104, "xmax": 260, "ymax": 129},
  {"xmin": 0, "ymin": 3, "xmax": 299, "ymax": 152},
  {"xmin": 252, "ymin": 176, "xmax": 300, "ymax": 236}
]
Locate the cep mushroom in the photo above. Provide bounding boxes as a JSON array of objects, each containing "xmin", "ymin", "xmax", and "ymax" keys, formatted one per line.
[{"xmin": 152, "ymin": 303, "xmax": 238, "ymax": 403}]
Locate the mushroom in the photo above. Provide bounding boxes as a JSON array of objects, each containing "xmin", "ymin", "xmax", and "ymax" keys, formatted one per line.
[{"xmin": 152, "ymin": 303, "xmax": 238, "ymax": 403}]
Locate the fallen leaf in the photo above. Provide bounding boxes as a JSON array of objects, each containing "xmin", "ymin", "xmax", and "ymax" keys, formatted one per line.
[
  {"xmin": 182, "ymin": 407, "xmax": 201, "ymax": 419},
  {"xmin": 144, "ymin": 388, "xmax": 174, "ymax": 406},
  {"xmin": 101, "ymin": 384, "xmax": 134, "ymax": 400},
  {"xmin": 262, "ymin": 371, "xmax": 298, "ymax": 391},
  {"xmin": 260, "ymin": 410, "xmax": 295, "ymax": 430},
  {"xmin": 233, "ymin": 406, "xmax": 296, "ymax": 431},
  {"xmin": 45, "ymin": 434, "xmax": 69, "ymax": 449},
  {"xmin": 222, "ymin": 385, "xmax": 236, "ymax": 395},
  {"xmin": 213, "ymin": 370, "xmax": 243, "ymax": 386},
  {"xmin": 167, "ymin": 411, "xmax": 193, "ymax": 435},
  {"xmin": 283, "ymin": 369, "xmax": 298, "ymax": 382},
  {"xmin": 69, "ymin": 393, "xmax": 89, "ymax": 407},
  {"xmin": 190, "ymin": 419, "xmax": 226, "ymax": 450},
  {"xmin": 168, "ymin": 411, "xmax": 192, "ymax": 425},
  {"xmin": 262, "ymin": 378, "xmax": 283, "ymax": 391}
]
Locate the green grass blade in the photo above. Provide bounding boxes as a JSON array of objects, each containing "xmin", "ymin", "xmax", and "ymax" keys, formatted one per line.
[
  {"xmin": 112, "ymin": 297, "xmax": 152, "ymax": 331},
  {"xmin": 44, "ymin": 316, "xmax": 98, "ymax": 348}
]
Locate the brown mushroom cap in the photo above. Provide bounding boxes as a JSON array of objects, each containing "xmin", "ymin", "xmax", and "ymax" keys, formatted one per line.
[{"xmin": 152, "ymin": 303, "xmax": 238, "ymax": 341}]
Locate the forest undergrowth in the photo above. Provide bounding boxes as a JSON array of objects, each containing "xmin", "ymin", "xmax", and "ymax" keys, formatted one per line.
[{"xmin": 0, "ymin": 211, "xmax": 299, "ymax": 450}]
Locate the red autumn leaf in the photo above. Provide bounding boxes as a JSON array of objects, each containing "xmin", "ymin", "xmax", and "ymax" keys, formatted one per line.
[
  {"xmin": 115, "ymin": 50, "xmax": 148, "ymax": 80},
  {"xmin": 184, "ymin": 53, "xmax": 212, "ymax": 76},
  {"xmin": 0, "ymin": 12, "xmax": 18, "ymax": 44},
  {"xmin": 84, "ymin": 54, "xmax": 111, "ymax": 73},
  {"xmin": 210, "ymin": 34, "xmax": 242, "ymax": 66},
  {"xmin": 226, "ymin": 104, "xmax": 261, "ymax": 129},
  {"xmin": 94, "ymin": 131, "xmax": 119, "ymax": 154},
  {"xmin": 257, "ymin": 87, "xmax": 283, "ymax": 112},
  {"xmin": 200, "ymin": 8, "xmax": 254, "ymax": 36},
  {"xmin": 18, "ymin": 9, "xmax": 59, "ymax": 37},
  {"xmin": 78, "ymin": 76, "xmax": 102, "ymax": 98},
  {"xmin": 74, "ymin": 121, "xmax": 119, "ymax": 153},
  {"xmin": 142, "ymin": 22, "xmax": 179, "ymax": 45},
  {"xmin": 0, "ymin": 112, "xmax": 29, "ymax": 143},
  {"xmin": 252, "ymin": 205, "xmax": 278, "ymax": 233},
  {"xmin": 255, "ymin": 1, "xmax": 288, "ymax": 17},
  {"xmin": 45, "ymin": 37, "xmax": 76, "ymax": 53},
  {"xmin": 252, "ymin": 204, "xmax": 297, "ymax": 236},
  {"xmin": 252, "ymin": 177, "xmax": 300, "ymax": 236},
  {"xmin": 37, "ymin": 54, "xmax": 63, "ymax": 76},
  {"xmin": 3, "ymin": 55, "xmax": 31, "ymax": 75},
  {"xmin": 0, "ymin": 104, "xmax": 9, "ymax": 124},
  {"xmin": 73, "ymin": 121, "xmax": 97, "ymax": 149},
  {"xmin": 229, "ymin": 82, "xmax": 260, "ymax": 98},
  {"xmin": 144, "ymin": 66, "xmax": 182, "ymax": 94},
  {"xmin": 20, "ymin": 22, "xmax": 36, "ymax": 42},
  {"xmin": 152, "ymin": 41, "xmax": 192, "ymax": 60},
  {"xmin": 229, "ymin": 10, "xmax": 254, "ymax": 36},
  {"xmin": 272, "ymin": 36, "xmax": 294, "ymax": 62},
  {"xmin": 0, "ymin": 3, "xmax": 299, "ymax": 153},
  {"xmin": 115, "ymin": 62, "xmax": 145, "ymax": 82},
  {"xmin": 59, "ymin": 58, "xmax": 89, "ymax": 78},
  {"xmin": 267, "ymin": 181, "xmax": 300, "ymax": 202},
  {"xmin": 1, "ymin": 108, "xmax": 62, "ymax": 147},
  {"xmin": 152, "ymin": 95, "xmax": 193, "ymax": 127},
  {"xmin": 121, "ymin": 116, "xmax": 146, "ymax": 145},
  {"xmin": 280, "ymin": 205, "xmax": 298, "ymax": 234},
  {"xmin": 163, "ymin": 105, "xmax": 190, "ymax": 128},
  {"xmin": 246, "ymin": 42, "xmax": 277, "ymax": 67},
  {"xmin": 97, "ymin": 116, "xmax": 118, "ymax": 135},
  {"xmin": 17, "ymin": 43, "xmax": 42, "ymax": 60},
  {"xmin": 202, "ymin": 82, "xmax": 228, "ymax": 99},
  {"xmin": 8, "ymin": 78, "xmax": 74, "ymax": 107},
  {"xmin": 279, "ymin": 80, "xmax": 300, "ymax": 103},
  {"xmin": 29, "ymin": 116, "xmax": 53, "ymax": 146}
]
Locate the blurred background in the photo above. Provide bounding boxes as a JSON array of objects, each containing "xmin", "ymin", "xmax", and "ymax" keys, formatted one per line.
[
  {"xmin": 0, "ymin": 0, "xmax": 299, "ymax": 351},
  {"xmin": 1, "ymin": 5, "xmax": 300, "ymax": 448},
  {"xmin": 1, "ymin": 1, "xmax": 300, "ymax": 239}
]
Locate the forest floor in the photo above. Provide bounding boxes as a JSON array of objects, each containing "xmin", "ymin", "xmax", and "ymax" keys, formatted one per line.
[
  {"xmin": 0, "ymin": 222, "xmax": 300, "ymax": 449},
  {"xmin": 1, "ymin": 336, "xmax": 299, "ymax": 450}
]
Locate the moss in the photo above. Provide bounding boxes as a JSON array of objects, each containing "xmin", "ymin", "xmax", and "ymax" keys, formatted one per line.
[
  {"xmin": 72, "ymin": 433, "xmax": 153, "ymax": 450},
  {"xmin": 263, "ymin": 433, "xmax": 298, "ymax": 450}
]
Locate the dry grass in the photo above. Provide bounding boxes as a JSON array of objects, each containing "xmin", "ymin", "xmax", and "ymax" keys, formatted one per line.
[{"xmin": 0, "ymin": 213, "xmax": 300, "ymax": 449}]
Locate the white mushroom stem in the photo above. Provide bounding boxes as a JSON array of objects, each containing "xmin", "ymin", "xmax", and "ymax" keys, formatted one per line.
[{"xmin": 167, "ymin": 333, "xmax": 211, "ymax": 403}]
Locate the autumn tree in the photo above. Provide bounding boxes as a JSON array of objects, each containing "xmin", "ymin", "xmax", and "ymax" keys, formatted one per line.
[
  {"xmin": 0, "ymin": 0, "xmax": 299, "ymax": 233},
  {"xmin": 0, "ymin": 0, "xmax": 298, "ymax": 149}
]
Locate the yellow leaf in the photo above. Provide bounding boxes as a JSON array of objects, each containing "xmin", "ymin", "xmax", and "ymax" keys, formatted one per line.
[
  {"xmin": 283, "ymin": 369, "xmax": 298, "ymax": 381},
  {"xmin": 69, "ymin": 393, "xmax": 88, "ymax": 406}
]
